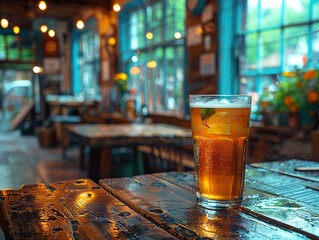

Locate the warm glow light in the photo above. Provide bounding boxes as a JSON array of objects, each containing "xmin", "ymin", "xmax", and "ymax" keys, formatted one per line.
[
  {"xmin": 107, "ymin": 37, "xmax": 116, "ymax": 46},
  {"xmin": 40, "ymin": 25, "xmax": 48, "ymax": 33},
  {"xmin": 174, "ymin": 32, "xmax": 182, "ymax": 39},
  {"xmin": 146, "ymin": 32, "xmax": 153, "ymax": 40},
  {"xmin": 147, "ymin": 60, "xmax": 157, "ymax": 69},
  {"xmin": 130, "ymin": 66, "xmax": 140, "ymax": 75},
  {"xmin": 195, "ymin": 26, "xmax": 203, "ymax": 35},
  {"xmin": 113, "ymin": 3, "xmax": 121, "ymax": 12},
  {"xmin": 1, "ymin": 18, "xmax": 9, "ymax": 28},
  {"xmin": 48, "ymin": 29, "xmax": 55, "ymax": 37},
  {"xmin": 33, "ymin": 66, "xmax": 43, "ymax": 74},
  {"xmin": 76, "ymin": 20, "xmax": 85, "ymax": 30},
  {"xmin": 38, "ymin": 1, "xmax": 47, "ymax": 10},
  {"xmin": 13, "ymin": 26, "xmax": 20, "ymax": 34},
  {"xmin": 131, "ymin": 56, "xmax": 138, "ymax": 62}
]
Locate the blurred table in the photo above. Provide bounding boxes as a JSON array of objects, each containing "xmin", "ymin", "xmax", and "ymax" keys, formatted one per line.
[
  {"xmin": 67, "ymin": 123, "xmax": 193, "ymax": 182},
  {"xmin": 1, "ymin": 159, "xmax": 318, "ymax": 239},
  {"xmin": 46, "ymin": 94, "xmax": 97, "ymax": 116}
]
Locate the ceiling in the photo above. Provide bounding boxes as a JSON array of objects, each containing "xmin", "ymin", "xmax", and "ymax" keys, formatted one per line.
[{"xmin": 0, "ymin": 0, "xmax": 113, "ymax": 29}]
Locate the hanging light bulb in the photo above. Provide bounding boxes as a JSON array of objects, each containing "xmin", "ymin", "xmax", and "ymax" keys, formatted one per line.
[
  {"xmin": 76, "ymin": 20, "xmax": 85, "ymax": 30},
  {"xmin": 13, "ymin": 26, "xmax": 20, "ymax": 34},
  {"xmin": 146, "ymin": 32, "xmax": 153, "ymax": 40},
  {"xmin": 38, "ymin": 1, "xmax": 47, "ymax": 11},
  {"xmin": 1, "ymin": 18, "xmax": 9, "ymax": 28},
  {"xmin": 40, "ymin": 25, "xmax": 48, "ymax": 33},
  {"xmin": 48, "ymin": 29, "xmax": 55, "ymax": 37},
  {"xmin": 113, "ymin": 3, "xmax": 121, "ymax": 12},
  {"xmin": 33, "ymin": 66, "xmax": 43, "ymax": 74},
  {"xmin": 147, "ymin": 60, "xmax": 157, "ymax": 69}
]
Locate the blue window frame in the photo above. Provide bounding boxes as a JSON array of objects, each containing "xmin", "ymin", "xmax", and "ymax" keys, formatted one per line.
[
  {"xmin": 119, "ymin": 0, "xmax": 186, "ymax": 116},
  {"xmin": 236, "ymin": 0, "xmax": 319, "ymax": 98}
]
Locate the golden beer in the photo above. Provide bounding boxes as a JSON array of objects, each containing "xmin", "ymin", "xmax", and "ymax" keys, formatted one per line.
[{"xmin": 189, "ymin": 95, "xmax": 251, "ymax": 209}]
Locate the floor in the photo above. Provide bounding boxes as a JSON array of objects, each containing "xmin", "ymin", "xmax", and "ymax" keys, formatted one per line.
[{"xmin": 0, "ymin": 130, "xmax": 87, "ymax": 190}]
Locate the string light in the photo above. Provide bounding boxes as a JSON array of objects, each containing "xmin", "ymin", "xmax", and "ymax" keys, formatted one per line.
[
  {"xmin": 48, "ymin": 29, "xmax": 55, "ymax": 37},
  {"xmin": 33, "ymin": 66, "xmax": 43, "ymax": 74},
  {"xmin": 40, "ymin": 25, "xmax": 48, "ymax": 33},
  {"xmin": 13, "ymin": 26, "xmax": 20, "ymax": 34},
  {"xmin": 113, "ymin": 3, "xmax": 121, "ymax": 12},
  {"xmin": 76, "ymin": 20, "xmax": 85, "ymax": 30},
  {"xmin": 147, "ymin": 60, "xmax": 157, "ymax": 69},
  {"xmin": 146, "ymin": 32, "xmax": 153, "ymax": 40},
  {"xmin": 1, "ymin": 18, "xmax": 9, "ymax": 28},
  {"xmin": 38, "ymin": 1, "xmax": 47, "ymax": 11},
  {"xmin": 174, "ymin": 32, "xmax": 182, "ymax": 39},
  {"xmin": 107, "ymin": 37, "xmax": 116, "ymax": 46}
]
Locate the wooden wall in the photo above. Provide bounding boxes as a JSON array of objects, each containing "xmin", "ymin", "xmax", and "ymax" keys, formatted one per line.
[{"xmin": 186, "ymin": 0, "xmax": 218, "ymax": 95}]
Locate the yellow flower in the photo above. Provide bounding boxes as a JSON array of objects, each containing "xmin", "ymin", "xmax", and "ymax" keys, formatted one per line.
[
  {"xmin": 282, "ymin": 72, "xmax": 295, "ymax": 77},
  {"xmin": 303, "ymin": 70, "xmax": 317, "ymax": 80},
  {"xmin": 114, "ymin": 72, "xmax": 128, "ymax": 81}
]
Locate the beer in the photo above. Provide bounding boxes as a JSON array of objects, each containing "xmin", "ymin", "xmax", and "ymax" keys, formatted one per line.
[{"xmin": 189, "ymin": 95, "xmax": 251, "ymax": 209}]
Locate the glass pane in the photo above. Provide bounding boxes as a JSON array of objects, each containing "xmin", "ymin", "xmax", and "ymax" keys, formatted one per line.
[
  {"xmin": 314, "ymin": 0, "xmax": 319, "ymax": 20},
  {"xmin": 165, "ymin": 0, "xmax": 175, "ymax": 41},
  {"xmin": 312, "ymin": 23, "xmax": 319, "ymax": 65},
  {"xmin": 130, "ymin": 12, "xmax": 139, "ymax": 49},
  {"xmin": 0, "ymin": 35, "xmax": 5, "ymax": 60},
  {"xmin": 245, "ymin": 0, "xmax": 258, "ymax": 31},
  {"xmin": 239, "ymin": 76, "xmax": 256, "ymax": 94},
  {"xmin": 7, "ymin": 36, "xmax": 19, "ymax": 60},
  {"xmin": 175, "ymin": 46, "xmax": 185, "ymax": 112},
  {"xmin": 153, "ymin": 2, "xmax": 163, "ymax": 44},
  {"xmin": 21, "ymin": 49, "xmax": 34, "ymax": 61},
  {"xmin": 175, "ymin": 0, "xmax": 186, "ymax": 35},
  {"xmin": 283, "ymin": 26, "xmax": 308, "ymax": 68},
  {"xmin": 244, "ymin": 33, "xmax": 258, "ymax": 69},
  {"xmin": 284, "ymin": 0, "xmax": 310, "ymax": 24},
  {"xmin": 260, "ymin": 0, "xmax": 282, "ymax": 28},
  {"xmin": 260, "ymin": 29, "xmax": 281, "ymax": 68}
]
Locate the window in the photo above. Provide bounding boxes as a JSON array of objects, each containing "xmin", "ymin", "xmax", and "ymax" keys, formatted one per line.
[
  {"xmin": 119, "ymin": 0, "xmax": 186, "ymax": 115},
  {"xmin": 71, "ymin": 18, "xmax": 100, "ymax": 99},
  {"xmin": 0, "ymin": 32, "xmax": 36, "ymax": 63},
  {"xmin": 237, "ymin": 0, "xmax": 319, "ymax": 98}
]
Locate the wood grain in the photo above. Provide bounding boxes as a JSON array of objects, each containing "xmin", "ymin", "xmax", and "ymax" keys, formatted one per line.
[
  {"xmin": 100, "ymin": 173, "xmax": 311, "ymax": 239},
  {"xmin": 0, "ymin": 179, "xmax": 176, "ymax": 239}
]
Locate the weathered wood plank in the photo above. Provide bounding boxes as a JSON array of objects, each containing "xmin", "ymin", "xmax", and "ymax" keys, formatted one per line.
[
  {"xmin": 250, "ymin": 159, "xmax": 319, "ymax": 182},
  {"xmin": 100, "ymin": 175, "xmax": 309, "ymax": 239},
  {"xmin": 154, "ymin": 171, "xmax": 319, "ymax": 239},
  {"xmin": 0, "ymin": 179, "xmax": 176, "ymax": 239},
  {"xmin": 245, "ymin": 166, "xmax": 319, "ymax": 207},
  {"xmin": 68, "ymin": 123, "xmax": 192, "ymax": 148}
]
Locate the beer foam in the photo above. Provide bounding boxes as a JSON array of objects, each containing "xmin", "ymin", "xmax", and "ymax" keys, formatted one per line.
[{"xmin": 190, "ymin": 99, "xmax": 251, "ymax": 108}]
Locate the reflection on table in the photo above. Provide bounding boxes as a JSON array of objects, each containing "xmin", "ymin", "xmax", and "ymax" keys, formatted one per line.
[{"xmin": 0, "ymin": 159, "xmax": 318, "ymax": 239}]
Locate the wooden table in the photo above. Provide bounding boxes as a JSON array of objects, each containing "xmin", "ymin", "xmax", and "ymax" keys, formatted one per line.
[
  {"xmin": 1, "ymin": 159, "xmax": 318, "ymax": 239},
  {"xmin": 67, "ymin": 123, "xmax": 193, "ymax": 182},
  {"xmin": 46, "ymin": 95, "xmax": 97, "ymax": 116}
]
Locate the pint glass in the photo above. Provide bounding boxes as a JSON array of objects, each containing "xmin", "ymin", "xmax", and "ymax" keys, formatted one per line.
[{"xmin": 189, "ymin": 95, "xmax": 252, "ymax": 209}]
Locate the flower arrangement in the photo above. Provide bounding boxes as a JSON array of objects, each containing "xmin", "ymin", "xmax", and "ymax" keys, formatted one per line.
[
  {"xmin": 114, "ymin": 72, "xmax": 129, "ymax": 93},
  {"xmin": 257, "ymin": 68, "xmax": 319, "ymax": 128}
]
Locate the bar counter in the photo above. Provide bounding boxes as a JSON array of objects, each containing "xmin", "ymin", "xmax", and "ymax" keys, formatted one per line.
[{"xmin": 0, "ymin": 159, "xmax": 318, "ymax": 239}]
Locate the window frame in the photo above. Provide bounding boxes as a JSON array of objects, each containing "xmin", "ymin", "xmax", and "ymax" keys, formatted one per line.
[
  {"xmin": 118, "ymin": 0, "xmax": 187, "ymax": 116},
  {"xmin": 236, "ymin": 0, "xmax": 319, "ymax": 97}
]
